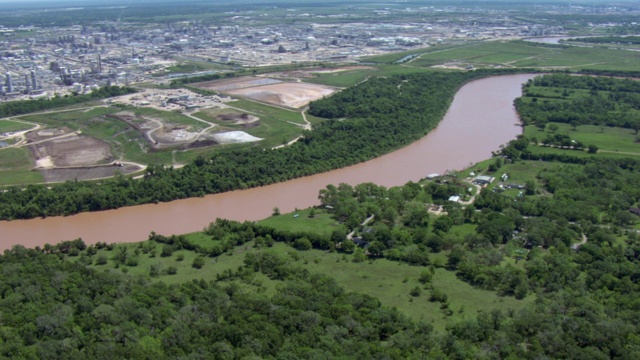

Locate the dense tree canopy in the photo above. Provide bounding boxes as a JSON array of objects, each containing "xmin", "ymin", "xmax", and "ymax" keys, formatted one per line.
[{"xmin": 515, "ymin": 73, "xmax": 640, "ymax": 129}]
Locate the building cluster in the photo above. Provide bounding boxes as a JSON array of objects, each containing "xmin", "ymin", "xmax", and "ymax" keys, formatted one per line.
[{"xmin": 2, "ymin": 2, "xmax": 635, "ymax": 101}]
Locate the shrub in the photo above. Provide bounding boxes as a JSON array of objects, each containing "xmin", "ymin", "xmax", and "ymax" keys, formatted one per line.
[{"xmin": 192, "ymin": 256, "xmax": 205, "ymax": 269}]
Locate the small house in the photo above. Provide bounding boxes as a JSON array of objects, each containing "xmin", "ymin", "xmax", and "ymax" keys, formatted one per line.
[{"xmin": 630, "ymin": 207, "xmax": 640, "ymax": 216}]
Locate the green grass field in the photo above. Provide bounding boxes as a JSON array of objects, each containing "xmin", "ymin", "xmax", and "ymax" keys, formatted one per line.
[
  {"xmin": 525, "ymin": 123, "xmax": 640, "ymax": 157},
  {"xmin": 230, "ymin": 99, "xmax": 306, "ymax": 125},
  {"xmin": 258, "ymin": 208, "xmax": 346, "ymax": 237},
  {"xmin": 0, "ymin": 147, "xmax": 34, "ymax": 170},
  {"xmin": 0, "ymin": 147, "xmax": 44, "ymax": 185},
  {"xmin": 0, "ymin": 119, "xmax": 36, "ymax": 133},
  {"xmin": 305, "ymin": 68, "xmax": 377, "ymax": 87},
  {"xmin": 0, "ymin": 169, "xmax": 44, "ymax": 185},
  {"xmin": 410, "ymin": 40, "xmax": 640, "ymax": 71},
  {"xmin": 362, "ymin": 43, "xmax": 473, "ymax": 64},
  {"xmin": 18, "ymin": 106, "xmax": 118, "ymax": 129}
]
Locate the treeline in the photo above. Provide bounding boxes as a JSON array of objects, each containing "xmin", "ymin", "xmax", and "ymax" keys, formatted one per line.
[
  {"xmin": 0, "ymin": 69, "xmax": 523, "ymax": 220},
  {"xmin": 578, "ymin": 68, "xmax": 640, "ymax": 78},
  {"xmin": 0, "ymin": 86, "xmax": 136, "ymax": 118},
  {"xmin": 569, "ymin": 35, "xmax": 640, "ymax": 45},
  {"xmin": 515, "ymin": 73, "xmax": 640, "ymax": 129}
]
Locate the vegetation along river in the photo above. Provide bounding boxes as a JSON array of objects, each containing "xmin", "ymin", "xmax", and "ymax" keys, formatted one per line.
[{"xmin": 0, "ymin": 74, "xmax": 536, "ymax": 250}]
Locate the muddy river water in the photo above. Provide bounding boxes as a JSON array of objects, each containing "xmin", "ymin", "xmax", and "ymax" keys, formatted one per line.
[{"xmin": 0, "ymin": 74, "xmax": 536, "ymax": 250}]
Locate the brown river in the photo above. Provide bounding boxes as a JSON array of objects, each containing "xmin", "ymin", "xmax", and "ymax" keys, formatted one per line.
[{"xmin": 0, "ymin": 74, "xmax": 536, "ymax": 250}]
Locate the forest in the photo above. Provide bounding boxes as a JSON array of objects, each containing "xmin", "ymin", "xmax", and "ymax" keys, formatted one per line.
[
  {"xmin": 515, "ymin": 73, "xmax": 640, "ymax": 131},
  {"xmin": 0, "ymin": 68, "xmax": 523, "ymax": 220}
]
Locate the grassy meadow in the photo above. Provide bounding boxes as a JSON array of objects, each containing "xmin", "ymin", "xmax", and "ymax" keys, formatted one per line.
[
  {"xmin": 83, "ymin": 231, "xmax": 532, "ymax": 331},
  {"xmin": 525, "ymin": 123, "xmax": 640, "ymax": 157},
  {"xmin": 305, "ymin": 68, "xmax": 378, "ymax": 87},
  {"xmin": 0, "ymin": 119, "xmax": 36, "ymax": 133},
  {"xmin": 0, "ymin": 147, "xmax": 44, "ymax": 185},
  {"xmin": 409, "ymin": 40, "xmax": 640, "ymax": 71}
]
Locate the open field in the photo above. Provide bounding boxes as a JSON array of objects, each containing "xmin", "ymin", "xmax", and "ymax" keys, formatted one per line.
[
  {"xmin": 362, "ymin": 44, "xmax": 468, "ymax": 64},
  {"xmin": 525, "ymin": 123, "xmax": 640, "ymax": 157},
  {"xmin": 0, "ymin": 147, "xmax": 34, "ymax": 170},
  {"xmin": 0, "ymin": 142, "xmax": 43, "ymax": 185},
  {"xmin": 258, "ymin": 208, "xmax": 346, "ymax": 238},
  {"xmin": 0, "ymin": 170, "xmax": 43, "ymax": 185},
  {"xmin": 410, "ymin": 40, "xmax": 640, "ymax": 71},
  {"xmin": 304, "ymin": 68, "xmax": 377, "ymax": 87},
  {"xmin": 40, "ymin": 163, "xmax": 144, "ymax": 183},
  {"xmin": 86, "ymin": 237, "xmax": 531, "ymax": 331},
  {"xmin": 29, "ymin": 134, "xmax": 112, "ymax": 167},
  {"xmin": 0, "ymin": 119, "xmax": 35, "ymax": 134}
]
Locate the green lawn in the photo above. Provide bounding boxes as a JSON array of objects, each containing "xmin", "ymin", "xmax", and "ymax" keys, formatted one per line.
[
  {"xmin": 500, "ymin": 161, "xmax": 576, "ymax": 186},
  {"xmin": 230, "ymin": 99, "xmax": 306, "ymax": 125},
  {"xmin": 0, "ymin": 119, "xmax": 36, "ymax": 133},
  {"xmin": 0, "ymin": 138, "xmax": 45, "ymax": 185},
  {"xmin": 0, "ymin": 147, "xmax": 35, "ymax": 170},
  {"xmin": 525, "ymin": 123, "xmax": 640, "ymax": 157},
  {"xmin": 0, "ymin": 169, "xmax": 44, "ymax": 185},
  {"xmin": 258, "ymin": 208, "xmax": 345, "ymax": 237}
]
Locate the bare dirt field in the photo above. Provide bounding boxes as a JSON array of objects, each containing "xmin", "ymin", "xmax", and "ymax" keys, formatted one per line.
[
  {"xmin": 29, "ymin": 133, "xmax": 112, "ymax": 167},
  {"xmin": 227, "ymin": 82, "xmax": 338, "ymax": 108},
  {"xmin": 39, "ymin": 163, "xmax": 143, "ymax": 183},
  {"xmin": 195, "ymin": 76, "xmax": 283, "ymax": 92}
]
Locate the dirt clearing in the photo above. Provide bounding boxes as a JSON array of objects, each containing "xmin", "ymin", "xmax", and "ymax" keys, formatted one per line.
[
  {"xmin": 29, "ymin": 133, "xmax": 112, "ymax": 167},
  {"xmin": 227, "ymin": 82, "xmax": 338, "ymax": 108}
]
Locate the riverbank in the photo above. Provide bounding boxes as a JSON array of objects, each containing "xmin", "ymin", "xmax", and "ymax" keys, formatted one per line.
[{"xmin": 0, "ymin": 74, "xmax": 535, "ymax": 250}]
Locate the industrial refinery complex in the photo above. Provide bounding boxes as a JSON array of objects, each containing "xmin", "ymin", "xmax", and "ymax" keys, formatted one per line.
[{"xmin": 0, "ymin": 2, "xmax": 588, "ymax": 101}]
